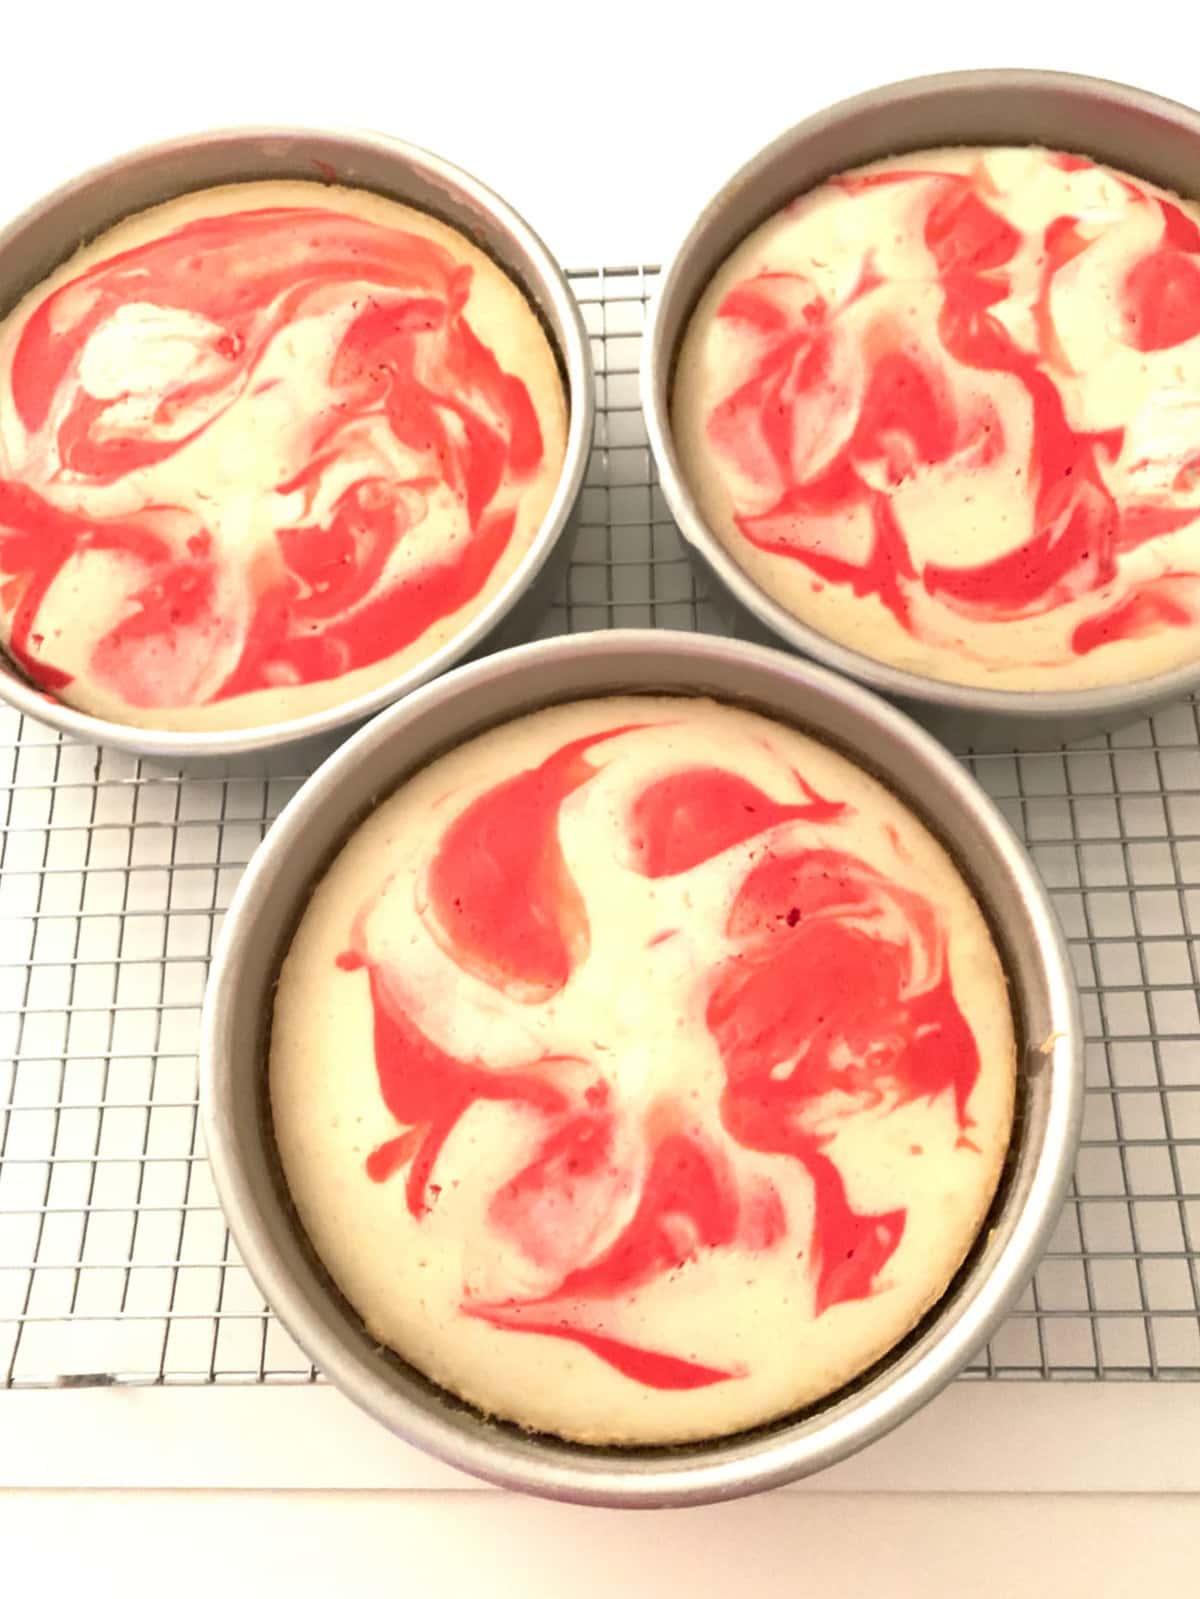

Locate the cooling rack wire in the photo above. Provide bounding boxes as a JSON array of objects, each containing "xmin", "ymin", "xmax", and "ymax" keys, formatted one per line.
[{"xmin": 1, "ymin": 266, "xmax": 1198, "ymax": 1390}]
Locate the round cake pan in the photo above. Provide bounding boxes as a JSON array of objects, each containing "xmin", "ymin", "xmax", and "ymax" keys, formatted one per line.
[
  {"xmin": 643, "ymin": 69, "xmax": 1200, "ymax": 751},
  {"xmin": 0, "ymin": 127, "xmax": 592, "ymax": 763},
  {"xmin": 200, "ymin": 629, "xmax": 1082, "ymax": 1507}
]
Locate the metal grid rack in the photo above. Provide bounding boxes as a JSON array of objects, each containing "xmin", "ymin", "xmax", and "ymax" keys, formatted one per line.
[{"xmin": 2, "ymin": 265, "xmax": 1199, "ymax": 1391}]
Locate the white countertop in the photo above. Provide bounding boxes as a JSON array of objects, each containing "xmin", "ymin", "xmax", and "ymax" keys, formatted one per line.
[
  {"xmin": 1, "ymin": 0, "xmax": 1197, "ymax": 1584},
  {"xmin": 3, "ymin": 1488, "xmax": 1198, "ymax": 1599},
  {"xmin": 1, "ymin": 1386, "xmax": 1197, "ymax": 1591}
]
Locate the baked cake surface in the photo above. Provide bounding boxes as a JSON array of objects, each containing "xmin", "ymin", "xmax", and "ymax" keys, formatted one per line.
[
  {"xmin": 0, "ymin": 180, "xmax": 566, "ymax": 729},
  {"xmin": 675, "ymin": 148, "xmax": 1200, "ymax": 691},
  {"xmin": 271, "ymin": 695, "xmax": 1016, "ymax": 1444}
]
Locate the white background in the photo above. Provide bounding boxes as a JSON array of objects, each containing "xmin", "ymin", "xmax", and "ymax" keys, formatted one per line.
[
  {"xmin": 6, "ymin": 0, "xmax": 1200, "ymax": 267},
  {"xmin": 2, "ymin": 0, "xmax": 1199, "ymax": 1587}
]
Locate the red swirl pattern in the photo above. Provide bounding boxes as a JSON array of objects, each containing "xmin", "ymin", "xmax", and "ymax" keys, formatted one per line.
[
  {"xmin": 0, "ymin": 202, "xmax": 547, "ymax": 709},
  {"xmin": 702, "ymin": 153, "xmax": 1200, "ymax": 662},
  {"xmin": 339, "ymin": 723, "xmax": 985, "ymax": 1391}
]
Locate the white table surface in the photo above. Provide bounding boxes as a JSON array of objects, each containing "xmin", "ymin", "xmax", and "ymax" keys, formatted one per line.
[{"xmin": 1, "ymin": 1, "xmax": 1198, "ymax": 1585}]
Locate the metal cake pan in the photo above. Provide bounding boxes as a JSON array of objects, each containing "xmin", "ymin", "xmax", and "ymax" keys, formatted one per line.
[
  {"xmin": 0, "ymin": 126, "xmax": 593, "ymax": 762},
  {"xmin": 642, "ymin": 70, "xmax": 1200, "ymax": 750},
  {"xmin": 200, "ymin": 629, "xmax": 1082, "ymax": 1506}
]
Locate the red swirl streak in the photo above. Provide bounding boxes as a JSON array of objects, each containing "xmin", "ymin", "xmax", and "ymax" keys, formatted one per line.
[
  {"xmin": 345, "ymin": 733, "xmax": 982, "ymax": 1390},
  {"xmin": 1072, "ymin": 574, "xmax": 1195, "ymax": 655},
  {"xmin": 472, "ymin": 1321, "xmax": 734, "ymax": 1390},
  {"xmin": 424, "ymin": 725, "xmax": 642, "ymax": 1000},
  {"xmin": 706, "ymin": 157, "xmax": 1200, "ymax": 658},
  {"xmin": 708, "ymin": 846, "xmax": 978, "ymax": 1313},
  {"xmin": 0, "ymin": 207, "xmax": 545, "ymax": 707},
  {"xmin": 336, "ymin": 950, "xmax": 570, "ymax": 1218},
  {"xmin": 0, "ymin": 480, "xmax": 174, "ymax": 689},
  {"xmin": 1123, "ymin": 198, "xmax": 1200, "ymax": 351},
  {"xmin": 468, "ymin": 1126, "xmax": 756, "ymax": 1389},
  {"xmin": 919, "ymin": 186, "xmax": 1192, "ymax": 617},
  {"xmin": 627, "ymin": 765, "xmax": 845, "ymax": 876}
]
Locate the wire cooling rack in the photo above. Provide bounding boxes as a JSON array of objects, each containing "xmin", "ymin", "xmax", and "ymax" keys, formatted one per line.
[{"xmin": 2, "ymin": 265, "xmax": 1199, "ymax": 1391}]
